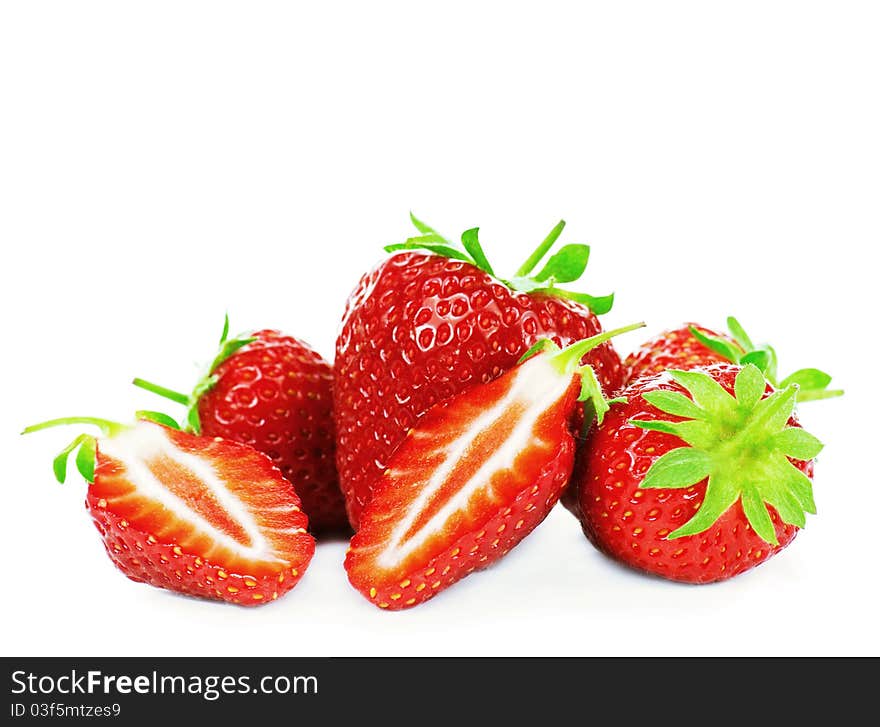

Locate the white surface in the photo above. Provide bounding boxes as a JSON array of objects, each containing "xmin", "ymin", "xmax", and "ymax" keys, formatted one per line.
[{"xmin": 1, "ymin": 1, "xmax": 877, "ymax": 657}]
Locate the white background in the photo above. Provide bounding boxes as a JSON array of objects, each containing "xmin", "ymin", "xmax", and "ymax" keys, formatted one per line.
[{"xmin": 1, "ymin": 2, "xmax": 877, "ymax": 657}]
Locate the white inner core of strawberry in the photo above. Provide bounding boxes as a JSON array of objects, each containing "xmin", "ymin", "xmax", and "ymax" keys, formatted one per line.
[
  {"xmin": 99, "ymin": 423, "xmax": 284, "ymax": 562},
  {"xmin": 377, "ymin": 355, "xmax": 569, "ymax": 569}
]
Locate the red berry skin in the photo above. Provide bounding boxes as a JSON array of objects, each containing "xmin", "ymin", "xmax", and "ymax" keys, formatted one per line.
[
  {"xmin": 574, "ymin": 364, "xmax": 812, "ymax": 584},
  {"xmin": 334, "ymin": 252, "xmax": 624, "ymax": 529},
  {"xmin": 197, "ymin": 330, "xmax": 349, "ymax": 533},
  {"xmin": 625, "ymin": 324, "xmax": 731, "ymax": 383}
]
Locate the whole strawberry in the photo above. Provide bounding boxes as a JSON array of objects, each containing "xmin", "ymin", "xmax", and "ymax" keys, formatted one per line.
[
  {"xmin": 626, "ymin": 316, "xmax": 843, "ymax": 401},
  {"xmin": 24, "ymin": 414, "xmax": 315, "ymax": 605},
  {"xmin": 335, "ymin": 214, "xmax": 624, "ymax": 529},
  {"xmin": 574, "ymin": 363, "xmax": 822, "ymax": 583},
  {"xmin": 134, "ymin": 317, "xmax": 347, "ymax": 533}
]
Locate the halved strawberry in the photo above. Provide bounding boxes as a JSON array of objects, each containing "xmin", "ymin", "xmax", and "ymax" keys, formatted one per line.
[
  {"xmin": 23, "ymin": 414, "xmax": 315, "ymax": 606},
  {"xmin": 345, "ymin": 324, "xmax": 643, "ymax": 609}
]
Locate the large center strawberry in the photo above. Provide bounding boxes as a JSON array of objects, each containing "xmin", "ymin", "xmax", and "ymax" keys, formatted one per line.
[{"xmin": 334, "ymin": 216, "xmax": 625, "ymax": 529}]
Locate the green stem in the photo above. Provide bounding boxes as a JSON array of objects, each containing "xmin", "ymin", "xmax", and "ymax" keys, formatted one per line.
[
  {"xmin": 22, "ymin": 416, "xmax": 123, "ymax": 437},
  {"xmin": 550, "ymin": 322, "xmax": 646, "ymax": 374},
  {"xmin": 515, "ymin": 220, "xmax": 566, "ymax": 277},
  {"xmin": 131, "ymin": 378, "xmax": 190, "ymax": 406}
]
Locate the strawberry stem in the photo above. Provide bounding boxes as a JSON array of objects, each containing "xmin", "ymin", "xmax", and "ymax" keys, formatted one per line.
[
  {"xmin": 131, "ymin": 378, "xmax": 190, "ymax": 406},
  {"xmin": 514, "ymin": 219, "xmax": 566, "ymax": 277}
]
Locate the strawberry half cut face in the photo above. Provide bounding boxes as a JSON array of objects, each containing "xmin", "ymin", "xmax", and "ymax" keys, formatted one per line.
[
  {"xmin": 346, "ymin": 353, "xmax": 579, "ymax": 608},
  {"xmin": 345, "ymin": 324, "xmax": 644, "ymax": 609},
  {"xmin": 25, "ymin": 416, "xmax": 315, "ymax": 606}
]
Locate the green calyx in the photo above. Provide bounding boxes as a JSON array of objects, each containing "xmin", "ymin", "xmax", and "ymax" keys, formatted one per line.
[
  {"xmin": 520, "ymin": 322, "xmax": 646, "ymax": 425},
  {"xmin": 21, "ymin": 412, "xmax": 181, "ymax": 484},
  {"xmin": 630, "ymin": 364, "xmax": 822, "ymax": 546},
  {"xmin": 690, "ymin": 316, "xmax": 843, "ymax": 403},
  {"xmin": 384, "ymin": 213, "xmax": 615, "ymax": 315},
  {"xmin": 132, "ymin": 314, "xmax": 255, "ymax": 434}
]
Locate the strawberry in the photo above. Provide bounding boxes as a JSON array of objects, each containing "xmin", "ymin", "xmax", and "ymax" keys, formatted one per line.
[
  {"xmin": 23, "ymin": 413, "xmax": 315, "ymax": 605},
  {"xmin": 133, "ymin": 316, "xmax": 348, "ymax": 533},
  {"xmin": 335, "ymin": 214, "xmax": 625, "ymax": 529},
  {"xmin": 345, "ymin": 324, "xmax": 643, "ymax": 609},
  {"xmin": 573, "ymin": 362, "xmax": 824, "ymax": 583},
  {"xmin": 626, "ymin": 316, "xmax": 843, "ymax": 401}
]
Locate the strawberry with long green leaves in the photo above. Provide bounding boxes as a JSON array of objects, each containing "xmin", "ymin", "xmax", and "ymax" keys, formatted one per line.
[
  {"xmin": 346, "ymin": 324, "xmax": 643, "ymax": 609},
  {"xmin": 625, "ymin": 316, "xmax": 843, "ymax": 402},
  {"xmin": 335, "ymin": 213, "xmax": 625, "ymax": 529},
  {"xmin": 23, "ymin": 412, "xmax": 315, "ymax": 605},
  {"xmin": 133, "ymin": 316, "xmax": 347, "ymax": 533},
  {"xmin": 574, "ymin": 362, "xmax": 821, "ymax": 583}
]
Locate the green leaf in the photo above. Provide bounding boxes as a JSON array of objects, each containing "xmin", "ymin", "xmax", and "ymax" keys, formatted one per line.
[
  {"xmin": 534, "ymin": 244, "xmax": 590, "ymax": 284},
  {"xmin": 52, "ymin": 434, "xmax": 88, "ymax": 484},
  {"xmin": 578, "ymin": 365, "xmax": 612, "ymax": 425},
  {"xmin": 460, "ymin": 228, "xmax": 495, "ymax": 275},
  {"xmin": 726, "ymin": 316, "xmax": 755, "ymax": 351},
  {"xmin": 778, "ymin": 368, "xmax": 832, "ymax": 391},
  {"xmin": 751, "ymin": 385, "xmax": 797, "ymax": 433},
  {"xmin": 640, "ymin": 447, "xmax": 713, "ymax": 489},
  {"xmin": 740, "ymin": 349, "xmax": 770, "ymax": 373},
  {"xmin": 75, "ymin": 436, "xmax": 97, "ymax": 483},
  {"xmin": 187, "ymin": 405, "xmax": 202, "ymax": 435},
  {"xmin": 667, "ymin": 474, "xmax": 739, "ymax": 539},
  {"xmin": 765, "ymin": 344, "xmax": 779, "ymax": 384},
  {"xmin": 209, "ymin": 337, "xmax": 257, "ymax": 374},
  {"xmin": 136, "ymin": 411, "xmax": 181, "ymax": 430},
  {"xmin": 669, "ymin": 369, "xmax": 737, "ymax": 415},
  {"xmin": 688, "ymin": 326, "xmax": 743, "ymax": 364},
  {"xmin": 734, "ymin": 364, "xmax": 766, "ymax": 410},
  {"xmin": 759, "ymin": 481, "xmax": 806, "ymax": 529},
  {"xmin": 630, "ymin": 419, "xmax": 716, "ymax": 449},
  {"xmin": 518, "ymin": 338, "xmax": 559, "ymax": 364},
  {"xmin": 796, "ymin": 387, "xmax": 844, "ymax": 402},
  {"xmin": 740, "ymin": 487, "xmax": 778, "ymax": 545},
  {"xmin": 630, "ymin": 419, "xmax": 686, "ymax": 436},
  {"xmin": 642, "ymin": 390, "xmax": 705, "ymax": 419},
  {"xmin": 219, "ymin": 313, "xmax": 230, "ymax": 345},
  {"xmin": 409, "ymin": 212, "xmax": 441, "ymax": 237},
  {"xmin": 547, "ymin": 289, "xmax": 614, "ymax": 315},
  {"xmin": 779, "ymin": 460, "xmax": 817, "ymax": 514},
  {"xmin": 384, "ymin": 240, "xmax": 473, "ymax": 263},
  {"xmin": 773, "ymin": 427, "xmax": 823, "ymax": 460}
]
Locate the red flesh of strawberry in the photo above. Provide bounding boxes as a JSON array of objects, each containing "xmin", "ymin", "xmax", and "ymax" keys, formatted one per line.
[
  {"xmin": 89, "ymin": 421, "xmax": 315, "ymax": 605},
  {"xmin": 346, "ymin": 351, "xmax": 580, "ymax": 609}
]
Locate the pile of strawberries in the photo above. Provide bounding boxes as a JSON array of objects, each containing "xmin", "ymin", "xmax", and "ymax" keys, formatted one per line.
[{"xmin": 25, "ymin": 215, "xmax": 842, "ymax": 608}]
